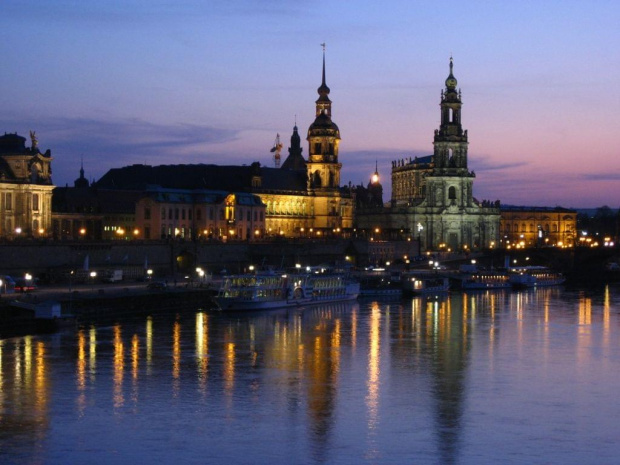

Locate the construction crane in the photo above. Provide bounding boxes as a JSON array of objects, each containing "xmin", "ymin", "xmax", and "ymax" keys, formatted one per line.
[{"xmin": 270, "ymin": 133, "xmax": 283, "ymax": 168}]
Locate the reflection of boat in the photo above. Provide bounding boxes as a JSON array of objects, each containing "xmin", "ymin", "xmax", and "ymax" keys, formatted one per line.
[
  {"xmin": 460, "ymin": 271, "xmax": 511, "ymax": 290},
  {"xmin": 216, "ymin": 273, "xmax": 360, "ymax": 311},
  {"xmin": 402, "ymin": 271, "xmax": 449, "ymax": 295},
  {"xmin": 508, "ymin": 266, "xmax": 565, "ymax": 289}
]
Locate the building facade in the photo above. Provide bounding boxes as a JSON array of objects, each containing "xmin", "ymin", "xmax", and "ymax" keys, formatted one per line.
[
  {"xmin": 0, "ymin": 132, "xmax": 55, "ymax": 238},
  {"xmin": 89, "ymin": 50, "xmax": 354, "ymax": 240},
  {"xmin": 356, "ymin": 59, "xmax": 500, "ymax": 251},
  {"xmin": 134, "ymin": 188, "xmax": 265, "ymax": 241},
  {"xmin": 500, "ymin": 206, "xmax": 577, "ymax": 248}
]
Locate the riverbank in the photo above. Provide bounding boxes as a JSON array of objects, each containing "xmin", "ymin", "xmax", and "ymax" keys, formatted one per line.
[{"xmin": 0, "ymin": 284, "xmax": 219, "ymax": 339}]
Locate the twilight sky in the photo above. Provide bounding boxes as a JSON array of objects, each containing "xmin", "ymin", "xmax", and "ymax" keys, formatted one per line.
[{"xmin": 2, "ymin": 0, "xmax": 619, "ymax": 208}]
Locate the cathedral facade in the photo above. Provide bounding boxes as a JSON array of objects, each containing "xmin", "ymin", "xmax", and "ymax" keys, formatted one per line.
[{"xmin": 357, "ymin": 59, "xmax": 500, "ymax": 251}]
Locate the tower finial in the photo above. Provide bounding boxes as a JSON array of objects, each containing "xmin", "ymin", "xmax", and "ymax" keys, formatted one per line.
[
  {"xmin": 445, "ymin": 56, "xmax": 457, "ymax": 90},
  {"xmin": 317, "ymin": 43, "xmax": 330, "ymax": 98},
  {"xmin": 321, "ymin": 43, "xmax": 326, "ymax": 87}
]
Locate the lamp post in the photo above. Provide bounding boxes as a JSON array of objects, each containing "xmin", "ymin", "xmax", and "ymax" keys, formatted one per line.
[
  {"xmin": 417, "ymin": 222, "xmax": 424, "ymax": 254},
  {"xmin": 90, "ymin": 271, "xmax": 97, "ymax": 291}
]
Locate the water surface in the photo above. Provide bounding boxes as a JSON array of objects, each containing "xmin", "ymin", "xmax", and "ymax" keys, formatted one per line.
[{"xmin": 1, "ymin": 285, "xmax": 618, "ymax": 464}]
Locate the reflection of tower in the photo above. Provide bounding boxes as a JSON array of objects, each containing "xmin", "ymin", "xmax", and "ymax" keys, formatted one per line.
[
  {"xmin": 424, "ymin": 295, "xmax": 470, "ymax": 465},
  {"xmin": 306, "ymin": 45, "xmax": 341, "ymax": 193}
]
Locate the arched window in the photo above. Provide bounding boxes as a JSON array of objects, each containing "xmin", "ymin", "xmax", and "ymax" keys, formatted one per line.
[
  {"xmin": 314, "ymin": 171, "xmax": 322, "ymax": 187},
  {"xmin": 448, "ymin": 186, "xmax": 456, "ymax": 200}
]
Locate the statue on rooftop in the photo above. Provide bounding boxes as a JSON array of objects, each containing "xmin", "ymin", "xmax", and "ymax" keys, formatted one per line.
[{"xmin": 29, "ymin": 130, "xmax": 38, "ymax": 150}]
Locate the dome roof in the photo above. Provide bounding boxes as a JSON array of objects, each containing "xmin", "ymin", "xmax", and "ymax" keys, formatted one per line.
[
  {"xmin": 308, "ymin": 112, "xmax": 340, "ymax": 136},
  {"xmin": 445, "ymin": 57, "xmax": 458, "ymax": 89}
]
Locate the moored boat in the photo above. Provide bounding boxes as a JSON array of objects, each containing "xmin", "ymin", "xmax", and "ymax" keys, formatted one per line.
[
  {"xmin": 508, "ymin": 266, "xmax": 565, "ymax": 289},
  {"xmin": 461, "ymin": 271, "xmax": 511, "ymax": 290},
  {"xmin": 216, "ymin": 272, "xmax": 360, "ymax": 311},
  {"xmin": 359, "ymin": 275, "xmax": 402, "ymax": 297},
  {"xmin": 401, "ymin": 271, "xmax": 449, "ymax": 295}
]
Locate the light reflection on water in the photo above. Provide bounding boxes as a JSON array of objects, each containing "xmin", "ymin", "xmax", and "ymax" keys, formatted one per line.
[{"xmin": 0, "ymin": 285, "xmax": 619, "ymax": 464}]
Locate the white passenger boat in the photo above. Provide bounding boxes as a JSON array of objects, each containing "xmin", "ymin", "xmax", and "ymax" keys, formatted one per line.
[
  {"xmin": 461, "ymin": 271, "xmax": 511, "ymax": 290},
  {"xmin": 401, "ymin": 271, "xmax": 449, "ymax": 295},
  {"xmin": 508, "ymin": 266, "xmax": 565, "ymax": 289},
  {"xmin": 216, "ymin": 272, "xmax": 360, "ymax": 311}
]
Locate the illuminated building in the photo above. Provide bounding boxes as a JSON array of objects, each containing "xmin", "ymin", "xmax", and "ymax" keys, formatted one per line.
[
  {"xmin": 91, "ymin": 49, "xmax": 354, "ymax": 239},
  {"xmin": 356, "ymin": 59, "xmax": 500, "ymax": 251},
  {"xmin": 500, "ymin": 206, "xmax": 577, "ymax": 248},
  {"xmin": 0, "ymin": 132, "xmax": 54, "ymax": 238},
  {"xmin": 134, "ymin": 188, "xmax": 265, "ymax": 241}
]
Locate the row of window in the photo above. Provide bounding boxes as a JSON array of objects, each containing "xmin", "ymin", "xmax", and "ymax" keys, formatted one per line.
[
  {"xmin": 502, "ymin": 223, "xmax": 573, "ymax": 233},
  {"xmin": 0, "ymin": 193, "xmax": 40, "ymax": 211},
  {"xmin": 154, "ymin": 206, "xmax": 264, "ymax": 223},
  {"xmin": 265, "ymin": 201, "xmax": 308, "ymax": 216}
]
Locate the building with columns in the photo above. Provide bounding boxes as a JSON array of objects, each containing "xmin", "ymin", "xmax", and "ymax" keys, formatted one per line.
[
  {"xmin": 500, "ymin": 206, "xmax": 577, "ymax": 248},
  {"xmin": 0, "ymin": 132, "xmax": 55, "ymax": 238},
  {"xmin": 356, "ymin": 59, "xmax": 500, "ymax": 251}
]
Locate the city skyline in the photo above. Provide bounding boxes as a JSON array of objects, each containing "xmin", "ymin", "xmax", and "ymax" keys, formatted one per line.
[{"xmin": 2, "ymin": 1, "xmax": 618, "ymax": 208}]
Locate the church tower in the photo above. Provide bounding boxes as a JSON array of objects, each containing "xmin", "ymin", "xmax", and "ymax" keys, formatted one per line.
[
  {"xmin": 425, "ymin": 57, "xmax": 475, "ymax": 212},
  {"xmin": 306, "ymin": 46, "xmax": 342, "ymax": 193},
  {"xmin": 433, "ymin": 57, "xmax": 469, "ymax": 173}
]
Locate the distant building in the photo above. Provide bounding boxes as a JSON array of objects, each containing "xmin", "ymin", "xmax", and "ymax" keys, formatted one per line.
[
  {"xmin": 0, "ymin": 132, "xmax": 54, "ymax": 238},
  {"xmin": 356, "ymin": 59, "xmax": 500, "ymax": 251},
  {"xmin": 500, "ymin": 206, "xmax": 577, "ymax": 248}
]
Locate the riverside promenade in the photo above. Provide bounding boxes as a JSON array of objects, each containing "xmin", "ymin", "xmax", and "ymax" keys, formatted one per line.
[{"xmin": 0, "ymin": 279, "xmax": 222, "ymax": 339}]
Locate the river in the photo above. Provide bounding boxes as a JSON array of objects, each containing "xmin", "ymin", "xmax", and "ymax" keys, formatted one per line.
[{"xmin": 1, "ymin": 285, "xmax": 618, "ymax": 464}]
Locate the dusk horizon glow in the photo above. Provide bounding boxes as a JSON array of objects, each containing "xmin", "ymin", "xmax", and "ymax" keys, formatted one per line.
[{"xmin": 2, "ymin": 1, "xmax": 618, "ymax": 208}]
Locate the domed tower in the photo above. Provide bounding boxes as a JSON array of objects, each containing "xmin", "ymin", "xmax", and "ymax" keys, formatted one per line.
[
  {"xmin": 367, "ymin": 161, "xmax": 384, "ymax": 208},
  {"xmin": 433, "ymin": 57, "xmax": 469, "ymax": 173},
  {"xmin": 281, "ymin": 124, "xmax": 306, "ymax": 171},
  {"xmin": 74, "ymin": 157, "xmax": 89, "ymax": 188},
  {"xmin": 306, "ymin": 46, "xmax": 342, "ymax": 193}
]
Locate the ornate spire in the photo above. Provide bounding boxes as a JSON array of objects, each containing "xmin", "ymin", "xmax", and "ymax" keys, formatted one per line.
[
  {"xmin": 445, "ymin": 56, "xmax": 458, "ymax": 90},
  {"xmin": 317, "ymin": 43, "xmax": 330, "ymax": 101},
  {"xmin": 371, "ymin": 160, "xmax": 380, "ymax": 184}
]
